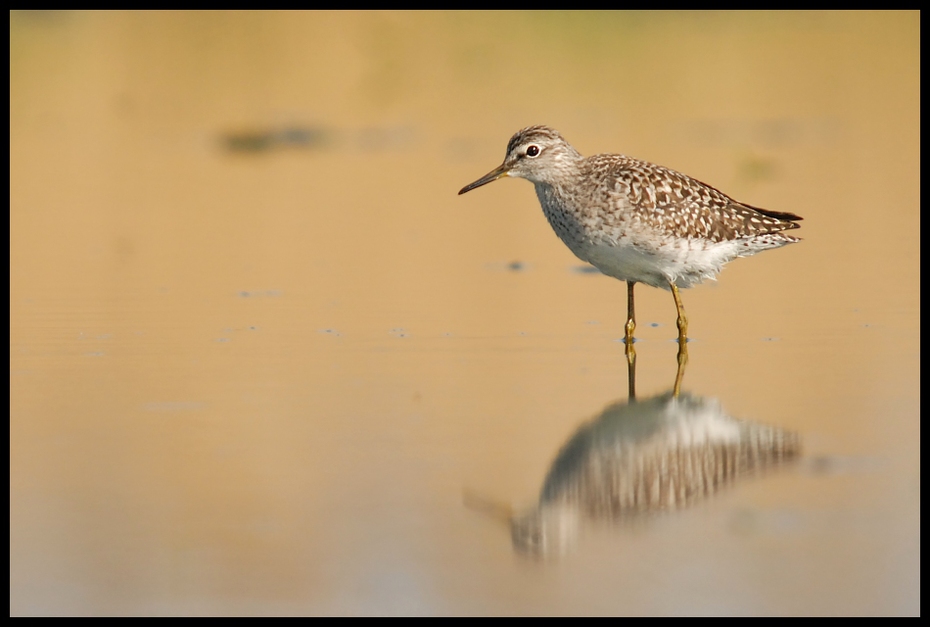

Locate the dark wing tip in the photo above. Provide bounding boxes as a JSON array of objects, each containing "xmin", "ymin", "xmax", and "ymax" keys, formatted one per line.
[{"xmin": 744, "ymin": 204, "xmax": 803, "ymax": 222}]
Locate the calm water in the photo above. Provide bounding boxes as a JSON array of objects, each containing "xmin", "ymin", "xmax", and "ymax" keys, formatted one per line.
[{"xmin": 11, "ymin": 11, "xmax": 919, "ymax": 615}]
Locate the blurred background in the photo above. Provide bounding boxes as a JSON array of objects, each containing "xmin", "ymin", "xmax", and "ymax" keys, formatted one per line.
[{"xmin": 10, "ymin": 11, "xmax": 919, "ymax": 615}]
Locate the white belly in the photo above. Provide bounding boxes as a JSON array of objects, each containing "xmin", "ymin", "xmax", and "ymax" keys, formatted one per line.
[{"xmin": 570, "ymin": 238, "xmax": 744, "ymax": 290}]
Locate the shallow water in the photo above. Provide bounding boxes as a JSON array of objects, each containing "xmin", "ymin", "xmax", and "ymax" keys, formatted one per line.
[{"xmin": 11, "ymin": 11, "xmax": 919, "ymax": 615}]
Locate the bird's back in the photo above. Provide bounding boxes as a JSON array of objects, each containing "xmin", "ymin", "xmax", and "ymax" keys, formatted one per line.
[
  {"xmin": 582, "ymin": 154, "xmax": 801, "ymax": 242},
  {"xmin": 536, "ymin": 153, "xmax": 802, "ymax": 289}
]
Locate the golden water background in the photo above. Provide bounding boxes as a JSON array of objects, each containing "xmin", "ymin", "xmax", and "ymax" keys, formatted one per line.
[{"xmin": 11, "ymin": 12, "xmax": 919, "ymax": 615}]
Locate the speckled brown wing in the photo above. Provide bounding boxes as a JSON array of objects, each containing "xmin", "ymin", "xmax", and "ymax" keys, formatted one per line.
[{"xmin": 595, "ymin": 155, "xmax": 802, "ymax": 243}]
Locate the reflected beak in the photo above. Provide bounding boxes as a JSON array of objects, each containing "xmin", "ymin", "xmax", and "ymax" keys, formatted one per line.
[{"xmin": 458, "ymin": 163, "xmax": 510, "ymax": 195}]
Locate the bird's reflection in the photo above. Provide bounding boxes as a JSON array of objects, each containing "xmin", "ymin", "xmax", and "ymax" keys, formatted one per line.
[{"xmin": 469, "ymin": 344, "xmax": 800, "ymax": 557}]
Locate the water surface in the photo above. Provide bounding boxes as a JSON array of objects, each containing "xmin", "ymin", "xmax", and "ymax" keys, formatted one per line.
[{"xmin": 11, "ymin": 11, "xmax": 919, "ymax": 615}]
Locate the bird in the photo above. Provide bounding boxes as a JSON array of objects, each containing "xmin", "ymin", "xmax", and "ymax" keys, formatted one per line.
[{"xmin": 458, "ymin": 125, "xmax": 802, "ymax": 344}]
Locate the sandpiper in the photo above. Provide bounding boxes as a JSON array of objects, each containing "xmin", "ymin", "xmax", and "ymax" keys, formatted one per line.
[{"xmin": 459, "ymin": 125, "xmax": 802, "ymax": 344}]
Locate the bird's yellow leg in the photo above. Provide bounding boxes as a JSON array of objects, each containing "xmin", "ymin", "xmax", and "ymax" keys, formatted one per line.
[
  {"xmin": 669, "ymin": 282, "xmax": 688, "ymax": 343},
  {"xmin": 624, "ymin": 281, "xmax": 636, "ymax": 344},
  {"xmin": 625, "ymin": 339, "xmax": 636, "ymax": 401},
  {"xmin": 673, "ymin": 338, "xmax": 688, "ymax": 397}
]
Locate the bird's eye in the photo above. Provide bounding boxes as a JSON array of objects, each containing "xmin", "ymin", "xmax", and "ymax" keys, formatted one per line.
[{"xmin": 525, "ymin": 145, "xmax": 540, "ymax": 158}]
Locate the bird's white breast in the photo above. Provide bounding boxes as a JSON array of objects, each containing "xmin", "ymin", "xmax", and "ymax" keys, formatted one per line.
[{"xmin": 571, "ymin": 237, "xmax": 744, "ymax": 289}]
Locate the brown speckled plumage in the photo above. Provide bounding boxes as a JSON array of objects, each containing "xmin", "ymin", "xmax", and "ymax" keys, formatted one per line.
[{"xmin": 459, "ymin": 125, "xmax": 802, "ymax": 339}]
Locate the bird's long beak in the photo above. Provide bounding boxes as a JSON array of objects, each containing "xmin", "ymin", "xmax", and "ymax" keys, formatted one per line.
[{"xmin": 458, "ymin": 163, "xmax": 510, "ymax": 195}]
